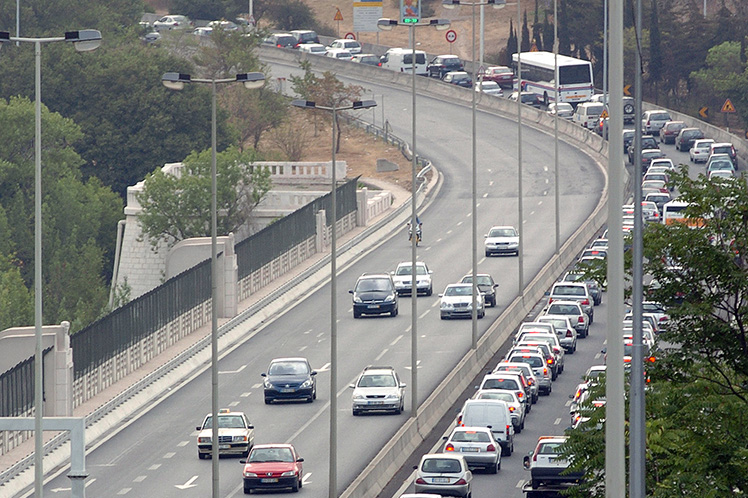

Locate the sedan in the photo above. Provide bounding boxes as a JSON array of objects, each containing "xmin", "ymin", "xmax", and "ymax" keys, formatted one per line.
[
  {"xmin": 547, "ymin": 102, "xmax": 574, "ymax": 119},
  {"xmin": 440, "ymin": 284, "xmax": 485, "ymax": 319},
  {"xmin": 443, "ymin": 426, "xmax": 502, "ymax": 472},
  {"xmin": 641, "ymin": 149, "xmax": 668, "ymax": 170},
  {"xmin": 241, "ymin": 444, "xmax": 304, "ymax": 493},
  {"xmin": 391, "ymin": 261, "xmax": 433, "ymax": 296},
  {"xmin": 153, "ymin": 14, "xmax": 192, "ymax": 31},
  {"xmin": 536, "ymin": 314, "xmax": 578, "ymax": 353},
  {"xmin": 484, "ymin": 225, "xmax": 519, "ymax": 256},
  {"xmin": 509, "ymin": 91, "xmax": 543, "ymax": 108},
  {"xmin": 475, "ymin": 80, "xmax": 503, "ymax": 96},
  {"xmin": 459, "ymin": 273, "xmax": 498, "ymax": 307},
  {"xmin": 443, "ymin": 71, "xmax": 473, "ymax": 88},
  {"xmin": 261, "ymin": 357, "xmax": 317, "ymax": 404},
  {"xmin": 415, "ymin": 453, "xmax": 473, "ymax": 497}
]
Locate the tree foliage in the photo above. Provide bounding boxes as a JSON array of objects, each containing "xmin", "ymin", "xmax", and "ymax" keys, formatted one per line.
[{"xmin": 135, "ymin": 146, "xmax": 272, "ymax": 249}]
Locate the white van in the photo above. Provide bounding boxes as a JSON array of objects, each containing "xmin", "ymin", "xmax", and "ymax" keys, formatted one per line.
[
  {"xmin": 379, "ymin": 48, "xmax": 428, "ymax": 75},
  {"xmin": 456, "ymin": 399, "xmax": 514, "ymax": 456},
  {"xmin": 572, "ymin": 102, "xmax": 605, "ymax": 130}
]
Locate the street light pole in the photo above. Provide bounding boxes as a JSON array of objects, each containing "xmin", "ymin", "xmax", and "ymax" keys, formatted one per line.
[
  {"xmin": 290, "ymin": 98, "xmax": 376, "ymax": 498},
  {"xmin": 162, "ymin": 71, "xmax": 265, "ymax": 498},
  {"xmin": 0, "ymin": 29, "xmax": 102, "ymax": 497},
  {"xmin": 378, "ymin": 16, "xmax": 450, "ymax": 415},
  {"xmin": 517, "ymin": 0, "xmax": 524, "ymax": 294},
  {"xmin": 554, "ymin": 0, "xmax": 560, "ymax": 253}
]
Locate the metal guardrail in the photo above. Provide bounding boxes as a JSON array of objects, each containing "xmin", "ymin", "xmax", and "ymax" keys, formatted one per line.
[{"xmin": 0, "ymin": 111, "xmax": 431, "ymax": 490}]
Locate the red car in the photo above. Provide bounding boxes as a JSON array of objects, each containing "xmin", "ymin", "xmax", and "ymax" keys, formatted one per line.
[
  {"xmin": 241, "ymin": 444, "xmax": 304, "ymax": 493},
  {"xmin": 480, "ymin": 65, "xmax": 514, "ymax": 87}
]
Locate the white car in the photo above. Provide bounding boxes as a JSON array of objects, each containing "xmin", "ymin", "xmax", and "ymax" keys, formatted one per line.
[
  {"xmin": 475, "ymin": 80, "xmax": 503, "ymax": 96},
  {"xmin": 547, "ymin": 102, "xmax": 574, "ymax": 119},
  {"xmin": 196, "ymin": 409, "xmax": 254, "ymax": 459},
  {"xmin": 440, "ymin": 284, "xmax": 485, "ymax": 319},
  {"xmin": 349, "ymin": 366, "xmax": 406, "ymax": 415},
  {"xmin": 690, "ymin": 139, "xmax": 715, "ymax": 163},
  {"xmin": 391, "ymin": 261, "xmax": 433, "ymax": 296},
  {"xmin": 153, "ymin": 15, "xmax": 192, "ymax": 31},
  {"xmin": 328, "ymin": 38, "xmax": 362, "ymax": 54},
  {"xmin": 484, "ymin": 225, "xmax": 519, "ymax": 256},
  {"xmin": 473, "ymin": 389, "xmax": 526, "ymax": 432},
  {"xmin": 325, "ymin": 48, "xmax": 353, "ymax": 60},
  {"xmin": 415, "ymin": 453, "xmax": 472, "ymax": 498},
  {"xmin": 298, "ymin": 43, "xmax": 327, "ymax": 55},
  {"xmin": 523, "ymin": 436, "xmax": 583, "ymax": 489}
]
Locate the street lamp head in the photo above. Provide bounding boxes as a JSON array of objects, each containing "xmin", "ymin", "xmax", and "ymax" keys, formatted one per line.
[
  {"xmin": 162, "ymin": 72, "xmax": 191, "ymax": 90},
  {"xmin": 489, "ymin": 0, "xmax": 507, "ymax": 9},
  {"xmin": 0, "ymin": 32, "xmax": 9, "ymax": 47},
  {"xmin": 430, "ymin": 18, "xmax": 452, "ymax": 30},
  {"xmin": 377, "ymin": 18, "xmax": 397, "ymax": 31},
  {"xmin": 351, "ymin": 100, "xmax": 377, "ymax": 110},
  {"xmin": 291, "ymin": 99, "xmax": 317, "ymax": 109},
  {"xmin": 442, "ymin": 0, "xmax": 459, "ymax": 9},
  {"xmin": 66, "ymin": 30, "xmax": 102, "ymax": 52},
  {"xmin": 237, "ymin": 72, "xmax": 265, "ymax": 89}
]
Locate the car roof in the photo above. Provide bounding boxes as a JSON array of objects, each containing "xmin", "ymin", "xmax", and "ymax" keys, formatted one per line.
[
  {"xmin": 269, "ymin": 356, "xmax": 309, "ymax": 363},
  {"xmin": 253, "ymin": 443, "xmax": 295, "ymax": 450}
]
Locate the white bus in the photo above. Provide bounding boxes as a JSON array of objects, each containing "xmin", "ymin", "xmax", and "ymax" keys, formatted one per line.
[
  {"xmin": 511, "ymin": 51, "xmax": 594, "ymax": 105},
  {"xmin": 661, "ymin": 200, "xmax": 706, "ymax": 227}
]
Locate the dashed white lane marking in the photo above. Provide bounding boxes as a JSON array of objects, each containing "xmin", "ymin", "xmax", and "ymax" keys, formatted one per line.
[
  {"xmin": 594, "ymin": 352, "xmax": 602, "ymax": 359},
  {"xmin": 228, "ymin": 401, "xmax": 240, "ymax": 407},
  {"xmin": 240, "ymin": 392, "xmax": 251, "ymax": 397},
  {"xmin": 403, "ymin": 360, "xmax": 422, "ymax": 370},
  {"xmin": 163, "ymin": 452, "xmax": 176, "ymax": 459},
  {"xmin": 516, "ymin": 480, "xmax": 525, "ymax": 488},
  {"xmin": 375, "ymin": 348, "xmax": 388, "ymax": 361},
  {"xmin": 303, "ymin": 329, "xmax": 312, "ymax": 335},
  {"xmin": 565, "ymin": 400, "xmax": 572, "ymax": 407},
  {"xmin": 482, "ymin": 193, "xmax": 488, "ymax": 198},
  {"xmin": 419, "ymin": 309, "xmax": 430, "ymax": 319},
  {"xmin": 546, "ymin": 178, "xmax": 550, "ymax": 183},
  {"xmin": 218, "ymin": 364, "xmax": 247, "ymax": 374},
  {"xmin": 133, "ymin": 475, "xmax": 147, "ymax": 483},
  {"xmin": 457, "ymin": 220, "xmax": 464, "ymax": 225},
  {"xmin": 316, "ymin": 332, "xmax": 324, "ymax": 338},
  {"xmin": 530, "ymin": 210, "xmax": 535, "ymax": 216},
  {"xmin": 544, "ymin": 166, "xmax": 549, "ymax": 172},
  {"xmin": 538, "ymin": 200, "xmax": 543, "ymax": 205},
  {"xmin": 117, "ymin": 488, "xmax": 131, "ymax": 495},
  {"xmin": 299, "ymin": 345, "xmax": 307, "ymax": 351},
  {"xmin": 318, "ymin": 362, "xmax": 331, "ymax": 372},
  {"xmin": 554, "ymin": 418, "xmax": 562, "ymax": 425},
  {"xmin": 447, "ymin": 229, "xmax": 453, "ymax": 234},
  {"xmin": 390, "ymin": 335, "xmax": 403, "ymax": 346},
  {"xmin": 148, "ymin": 464, "xmax": 161, "ymax": 471},
  {"xmin": 177, "ymin": 441, "xmax": 189, "ymax": 447},
  {"xmin": 436, "ymin": 238, "xmax": 443, "ymax": 243}
]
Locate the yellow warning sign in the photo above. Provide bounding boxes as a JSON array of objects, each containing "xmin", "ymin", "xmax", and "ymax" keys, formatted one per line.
[
  {"xmin": 721, "ymin": 98, "xmax": 736, "ymax": 113},
  {"xmin": 600, "ymin": 109, "xmax": 609, "ymax": 119},
  {"xmin": 334, "ymin": 8, "xmax": 344, "ymax": 21}
]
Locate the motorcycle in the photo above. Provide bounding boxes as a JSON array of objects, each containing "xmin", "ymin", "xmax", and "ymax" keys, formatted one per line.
[{"xmin": 408, "ymin": 224, "xmax": 422, "ymax": 246}]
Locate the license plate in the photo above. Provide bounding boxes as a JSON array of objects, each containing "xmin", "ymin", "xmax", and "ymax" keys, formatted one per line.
[
  {"xmin": 433, "ymin": 477, "xmax": 450, "ymax": 484},
  {"xmin": 279, "ymin": 388, "xmax": 295, "ymax": 393},
  {"xmin": 219, "ymin": 444, "xmax": 230, "ymax": 450},
  {"xmin": 368, "ymin": 400, "xmax": 384, "ymax": 405},
  {"xmin": 261, "ymin": 478, "xmax": 279, "ymax": 483},
  {"xmin": 368, "ymin": 304, "xmax": 380, "ymax": 309},
  {"xmin": 461, "ymin": 447, "xmax": 479, "ymax": 452}
]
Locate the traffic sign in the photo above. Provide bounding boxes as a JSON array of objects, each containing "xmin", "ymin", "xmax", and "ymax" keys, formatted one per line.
[
  {"xmin": 623, "ymin": 84, "xmax": 632, "ymax": 96},
  {"xmin": 445, "ymin": 29, "xmax": 457, "ymax": 43},
  {"xmin": 721, "ymin": 98, "xmax": 736, "ymax": 113},
  {"xmin": 344, "ymin": 32, "xmax": 356, "ymax": 40},
  {"xmin": 600, "ymin": 109, "xmax": 609, "ymax": 119},
  {"xmin": 334, "ymin": 8, "xmax": 344, "ymax": 21},
  {"xmin": 699, "ymin": 106, "xmax": 709, "ymax": 119}
]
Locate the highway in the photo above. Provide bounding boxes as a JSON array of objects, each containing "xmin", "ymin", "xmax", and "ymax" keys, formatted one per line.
[{"xmin": 39, "ymin": 58, "xmax": 605, "ymax": 498}]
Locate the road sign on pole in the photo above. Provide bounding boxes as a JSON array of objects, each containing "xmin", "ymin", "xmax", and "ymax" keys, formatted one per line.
[
  {"xmin": 699, "ymin": 106, "xmax": 709, "ymax": 119},
  {"xmin": 344, "ymin": 32, "xmax": 356, "ymax": 40},
  {"xmin": 721, "ymin": 98, "xmax": 736, "ymax": 113},
  {"xmin": 623, "ymin": 84, "xmax": 632, "ymax": 96},
  {"xmin": 445, "ymin": 29, "xmax": 457, "ymax": 43},
  {"xmin": 334, "ymin": 8, "xmax": 344, "ymax": 21}
]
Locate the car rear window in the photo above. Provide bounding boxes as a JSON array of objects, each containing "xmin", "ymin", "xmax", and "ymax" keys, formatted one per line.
[
  {"xmin": 452, "ymin": 431, "xmax": 491, "ymax": 442},
  {"xmin": 422, "ymin": 458, "xmax": 462, "ymax": 473},
  {"xmin": 553, "ymin": 285, "xmax": 585, "ymax": 296},
  {"xmin": 548, "ymin": 303, "xmax": 581, "ymax": 315},
  {"xmin": 482, "ymin": 378, "xmax": 519, "ymax": 390},
  {"xmin": 508, "ymin": 355, "xmax": 542, "ymax": 368}
]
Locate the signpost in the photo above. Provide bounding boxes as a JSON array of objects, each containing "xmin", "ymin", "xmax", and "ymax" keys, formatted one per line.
[
  {"xmin": 334, "ymin": 8, "xmax": 343, "ymax": 36},
  {"xmin": 699, "ymin": 106, "xmax": 709, "ymax": 119},
  {"xmin": 445, "ymin": 29, "xmax": 457, "ymax": 43},
  {"xmin": 721, "ymin": 98, "xmax": 736, "ymax": 113}
]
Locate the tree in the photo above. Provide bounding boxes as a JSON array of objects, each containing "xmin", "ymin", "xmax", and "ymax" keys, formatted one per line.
[
  {"xmin": 136, "ymin": 146, "xmax": 272, "ymax": 249},
  {"xmin": 648, "ymin": 0, "xmax": 663, "ymax": 103},
  {"xmin": 521, "ymin": 10, "xmax": 531, "ymax": 52},
  {"xmin": 0, "ymin": 254, "xmax": 33, "ymax": 332},
  {"xmin": 532, "ymin": 0, "xmax": 543, "ymax": 52},
  {"xmin": 506, "ymin": 19, "xmax": 518, "ymax": 60}
]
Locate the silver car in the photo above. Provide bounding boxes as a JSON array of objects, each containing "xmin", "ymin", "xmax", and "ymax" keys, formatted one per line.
[
  {"xmin": 506, "ymin": 351, "xmax": 552, "ymax": 395},
  {"xmin": 473, "ymin": 389, "xmax": 526, "ymax": 432},
  {"xmin": 545, "ymin": 300, "xmax": 590, "ymax": 338},
  {"xmin": 537, "ymin": 315, "xmax": 578, "ymax": 353},
  {"xmin": 415, "ymin": 453, "xmax": 473, "ymax": 497},
  {"xmin": 493, "ymin": 361, "xmax": 539, "ymax": 403},
  {"xmin": 548, "ymin": 282, "xmax": 594, "ymax": 322},
  {"xmin": 442, "ymin": 426, "xmax": 501, "ymax": 473},
  {"xmin": 350, "ymin": 366, "xmax": 406, "ymax": 415},
  {"xmin": 440, "ymin": 284, "xmax": 485, "ymax": 319}
]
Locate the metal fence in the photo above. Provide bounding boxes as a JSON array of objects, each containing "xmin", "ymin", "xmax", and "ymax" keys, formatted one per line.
[
  {"xmin": 0, "ymin": 353, "xmax": 42, "ymax": 417},
  {"xmin": 70, "ymin": 259, "xmax": 212, "ymax": 377},
  {"xmin": 236, "ymin": 177, "xmax": 358, "ymax": 280}
]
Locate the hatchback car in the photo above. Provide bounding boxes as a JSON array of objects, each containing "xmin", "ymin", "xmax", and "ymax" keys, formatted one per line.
[
  {"xmin": 350, "ymin": 366, "xmax": 406, "ymax": 415},
  {"xmin": 641, "ymin": 149, "xmax": 668, "ymax": 170},
  {"xmin": 263, "ymin": 33, "xmax": 298, "ymax": 48},
  {"xmin": 298, "ymin": 43, "xmax": 326, "ymax": 55},
  {"xmin": 627, "ymin": 135, "xmax": 659, "ymax": 163},
  {"xmin": 328, "ymin": 38, "xmax": 362, "ymax": 54},
  {"xmin": 427, "ymin": 55, "xmax": 464, "ymax": 78},
  {"xmin": 706, "ymin": 155, "xmax": 736, "ymax": 176},
  {"xmin": 241, "ymin": 443, "xmax": 304, "ymax": 493},
  {"xmin": 710, "ymin": 142, "xmax": 738, "ymax": 167},
  {"xmin": 443, "ymin": 426, "xmax": 501, "ymax": 472},
  {"xmin": 474, "ymin": 80, "xmax": 503, "ymax": 96},
  {"xmin": 351, "ymin": 53, "xmax": 380, "ymax": 65},
  {"xmin": 505, "ymin": 351, "xmax": 552, "ymax": 395},
  {"xmin": 547, "ymin": 102, "xmax": 574, "ymax": 119},
  {"xmin": 508, "ymin": 91, "xmax": 543, "ymax": 108},
  {"xmin": 391, "ymin": 261, "xmax": 433, "ymax": 296},
  {"xmin": 414, "ymin": 453, "xmax": 472, "ymax": 498},
  {"xmin": 350, "ymin": 273, "xmax": 399, "ymax": 318},
  {"xmin": 548, "ymin": 282, "xmax": 593, "ymax": 322},
  {"xmin": 545, "ymin": 301, "xmax": 589, "ymax": 337},
  {"xmin": 642, "ymin": 109, "xmax": 671, "ymax": 134},
  {"xmin": 675, "ymin": 127, "xmax": 705, "ymax": 151},
  {"xmin": 440, "ymin": 284, "xmax": 485, "ymax": 319},
  {"xmin": 443, "ymin": 71, "xmax": 472, "ymax": 88},
  {"xmin": 290, "ymin": 29, "xmax": 319, "ymax": 45},
  {"xmin": 196, "ymin": 409, "xmax": 254, "ymax": 459},
  {"xmin": 536, "ymin": 314, "xmax": 578, "ymax": 353},
  {"xmin": 491, "ymin": 361, "xmax": 539, "ymax": 404},
  {"xmin": 459, "ymin": 273, "xmax": 498, "ymax": 307},
  {"xmin": 658, "ymin": 120, "xmax": 686, "ymax": 144},
  {"xmin": 473, "ymin": 390, "xmax": 525, "ymax": 433},
  {"xmin": 478, "ymin": 373, "xmax": 530, "ymax": 407},
  {"xmin": 262, "ymin": 357, "xmax": 317, "ymax": 404},
  {"xmin": 523, "ymin": 436, "xmax": 583, "ymax": 490},
  {"xmin": 690, "ymin": 139, "xmax": 715, "ymax": 163},
  {"xmin": 561, "ymin": 271, "xmax": 601, "ymax": 305},
  {"xmin": 326, "ymin": 48, "xmax": 353, "ymax": 60},
  {"xmin": 484, "ymin": 225, "xmax": 519, "ymax": 256}
]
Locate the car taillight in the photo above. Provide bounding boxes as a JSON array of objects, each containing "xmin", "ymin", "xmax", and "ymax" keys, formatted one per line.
[
  {"xmin": 548, "ymin": 298, "xmax": 553, "ymax": 304},
  {"xmin": 543, "ymin": 367, "xmax": 548, "ymax": 375},
  {"xmin": 455, "ymin": 479, "xmax": 468, "ymax": 485},
  {"xmin": 506, "ymin": 424, "xmax": 511, "ymax": 434},
  {"xmin": 578, "ymin": 316, "xmax": 585, "ymax": 323},
  {"xmin": 582, "ymin": 299, "xmax": 590, "ymax": 305},
  {"xmin": 566, "ymin": 329, "xmax": 573, "ymax": 337},
  {"xmin": 457, "ymin": 415, "xmax": 462, "ymax": 425},
  {"xmin": 547, "ymin": 358, "xmax": 554, "ymax": 365},
  {"xmin": 277, "ymin": 44, "xmax": 283, "ymax": 47},
  {"xmin": 445, "ymin": 443, "xmax": 455, "ymax": 452},
  {"xmin": 487, "ymin": 444, "xmax": 496, "ymax": 452},
  {"xmin": 517, "ymin": 391, "xmax": 523, "ymax": 399},
  {"xmin": 415, "ymin": 478, "xmax": 427, "ymax": 484},
  {"xmin": 508, "ymin": 406, "xmax": 515, "ymax": 412},
  {"xmin": 533, "ymin": 452, "xmax": 538, "ymax": 462}
]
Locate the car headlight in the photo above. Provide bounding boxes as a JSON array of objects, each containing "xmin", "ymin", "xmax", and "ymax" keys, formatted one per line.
[
  {"xmin": 198, "ymin": 436, "xmax": 211, "ymax": 443},
  {"xmin": 384, "ymin": 294, "xmax": 395, "ymax": 302},
  {"xmin": 281, "ymin": 471, "xmax": 296, "ymax": 477},
  {"xmin": 507, "ymin": 241, "xmax": 518, "ymax": 247},
  {"xmin": 441, "ymin": 302, "xmax": 453, "ymax": 309},
  {"xmin": 264, "ymin": 380, "xmax": 273, "ymax": 389},
  {"xmin": 244, "ymin": 472, "xmax": 258, "ymax": 478},
  {"xmin": 384, "ymin": 393, "xmax": 400, "ymax": 400},
  {"xmin": 352, "ymin": 393, "xmax": 366, "ymax": 400},
  {"xmin": 353, "ymin": 295, "xmax": 362, "ymax": 303},
  {"xmin": 233, "ymin": 435, "xmax": 248, "ymax": 442},
  {"xmin": 300, "ymin": 379, "xmax": 313, "ymax": 388}
]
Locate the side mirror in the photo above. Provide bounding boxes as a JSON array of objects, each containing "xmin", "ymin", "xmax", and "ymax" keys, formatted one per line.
[
  {"xmin": 240, "ymin": 459, "xmax": 247, "ymax": 464},
  {"xmin": 196, "ymin": 426, "xmax": 202, "ymax": 431},
  {"xmin": 261, "ymin": 373, "xmax": 267, "ymax": 377},
  {"xmin": 297, "ymin": 457, "xmax": 304, "ymax": 462},
  {"xmin": 601, "ymin": 348, "xmax": 607, "ymax": 354},
  {"xmin": 400, "ymin": 383, "xmax": 407, "ymax": 388},
  {"xmin": 544, "ymin": 291, "xmax": 550, "ymax": 296},
  {"xmin": 311, "ymin": 371, "xmax": 317, "ymax": 376},
  {"xmin": 349, "ymin": 384, "xmax": 355, "ymax": 389},
  {"xmin": 248, "ymin": 424, "xmax": 254, "ymax": 429},
  {"xmin": 348, "ymin": 289, "xmax": 354, "ymax": 294}
]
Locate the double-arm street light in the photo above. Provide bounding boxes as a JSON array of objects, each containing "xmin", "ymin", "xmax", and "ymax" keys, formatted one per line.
[
  {"xmin": 0, "ymin": 29, "xmax": 102, "ymax": 498},
  {"xmin": 291, "ymin": 98, "xmax": 376, "ymax": 498},
  {"xmin": 442, "ymin": 0, "xmax": 506, "ymax": 349},
  {"xmin": 377, "ymin": 14, "xmax": 450, "ymax": 419},
  {"xmin": 161, "ymin": 70, "xmax": 265, "ymax": 498}
]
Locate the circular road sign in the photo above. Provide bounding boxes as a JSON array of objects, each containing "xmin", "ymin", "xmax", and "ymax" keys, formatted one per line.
[
  {"xmin": 344, "ymin": 32, "xmax": 356, "ymax": 40},
  {"xmin": 445, "ymin": 29, "xmax": 457, "ymax": 43}
]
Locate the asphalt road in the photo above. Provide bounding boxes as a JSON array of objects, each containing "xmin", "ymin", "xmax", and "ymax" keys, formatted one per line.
[{"xmin": 40, "ymin": 61, "xmax": 605, "ymax": 498}]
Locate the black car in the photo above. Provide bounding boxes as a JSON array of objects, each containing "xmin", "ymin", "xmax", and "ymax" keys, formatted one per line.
[
  {"xmin": 623, "ymin": 130, "xmax": 635, "ymax": 153},
  {"xmin": 262, "ymin": 33, "xmax": 297, "ymax": 48},
  {"xmin": 627, "ymin": 135, "xmax": 659, "ymax": 164},
  {"xmin": 459, "ymin": 273, "xmax": 498, "ymax": 307},
  {"xmin": 262, "ymin": 357, "xmax": 317, "ymax": 404},
  {"xmin": 427, "ymin": 55, "xmax": 464, "ymax": 79},
  {"xmin": 675, "ymin": 127, "xmax": 705, "ymax": 151},
  {"xmin": 349, "ymin": 273, "xmax": 399, "ymax": 318}
]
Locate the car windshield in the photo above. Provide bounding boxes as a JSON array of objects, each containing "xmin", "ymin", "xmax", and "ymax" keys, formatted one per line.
[
  {"xmin": 538, "ymin": 442, "xmax": 563, "ymax": 455},
  {"xmin": 249, "ymin": 447, "xmax": 294, "ymax": 463},
  {"xmin": 445, "ymin": 286, "xmax": 471, "ymax": 296},
  {"xmin": 203, "ymin": 415, "xmax": 245, "ymax": 429},
  {"xmin": 461, "ymin": 275, "xmax": 493, "ymax": 286},
  {"xmin": 358, "ymin": 374, "xmax": 396, "ymax": 387},
  {"xmin": 422, "ymin": 458, "xmax": 462, "ymax": 473},
  {"xmin": 357, "ymin": 278, "xmax": 391, "ymax": 292},
  {"xmin": 489, "ymin": 228, "xmax": 516, "ymax": 237},
  {"xmin": 268, "ymin": 361, "xmax": 308, "ymax": 375},
  {"xmin": 451, "ymin": 431, "xmax": 491, "ymax": 443},
  {"xmin": 541, "ymin": 318, "xmax": 566, "ymax": 330},
  {"xmin": 396, "ymin": 265, "xmax": 428, "ymax": 276}
]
